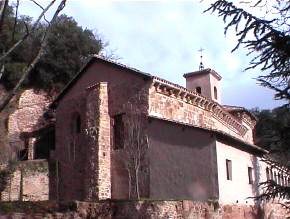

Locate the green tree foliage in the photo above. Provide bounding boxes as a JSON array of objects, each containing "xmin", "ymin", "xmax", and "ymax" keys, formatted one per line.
[
  {"xmin": 205, "ymin": 0, "xmax": 290, "ymax": 104},
  {"xmin": 0, "ymin": 13, "xmax": 37, "ymax": 89},
  {"xmin": 253, "ymin": 107, "xmax": 290, "ymax": 160},
  {"xmin": 29, "ymin": 14, "xmax": 103, "ymax": 91},
  {"xmin": 0, "ymin": 0, "xmax": 67, "ymax": 113},
  {"xmin": 1, "ymin": 11, "xmax": 104, "ymax": 91}
]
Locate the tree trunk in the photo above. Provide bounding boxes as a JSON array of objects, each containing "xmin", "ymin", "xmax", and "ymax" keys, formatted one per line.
[
  {"xmin": 0, "ymin": 0, "xmax": 66, "ymax": 113},
  {"xmin": 127, "ymin": 168, "xmax": 132, "ymax": 198},
  {"xmin": 135, "ymin": 167, "xmax": 140, "ymax": 199},
  {"xmin": 0, "ymin": 0, "xmax": 9, "ymax": 36}
]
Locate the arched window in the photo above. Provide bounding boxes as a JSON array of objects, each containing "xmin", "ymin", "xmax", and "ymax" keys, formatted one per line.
[
  {"xmin": 196, "ymin": 86, "xmax": 201, "ymax": 94},
  {"xmin": 72, "ymin": 112, "xmax": 81, "ymax": 135},
  {"xmin": 214, "ymin": 86, "xmax": 218, "ymax": 99}
]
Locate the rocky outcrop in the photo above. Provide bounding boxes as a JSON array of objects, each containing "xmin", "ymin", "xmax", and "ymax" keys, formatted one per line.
[{"xmin": 3, "ymin": 89, "xmax": 51, "ymax": 162}]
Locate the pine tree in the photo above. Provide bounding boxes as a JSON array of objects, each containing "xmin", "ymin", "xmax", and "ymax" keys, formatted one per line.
[
  {"xmin": 206, "ymin": 0, "xmax": 290, "ymax": 203},
  {"xmin": 206, "ymin": 1, "xmax": 290, "ymax": 103}
]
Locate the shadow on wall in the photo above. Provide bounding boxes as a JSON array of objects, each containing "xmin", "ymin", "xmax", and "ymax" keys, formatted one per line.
[
  {"xmin": 48, "ymin": 161, "xmax": 58, "ymax": 200},
  {"xmin": 250, "ymin": 155, "xmax": 265, "ymax": 219}
]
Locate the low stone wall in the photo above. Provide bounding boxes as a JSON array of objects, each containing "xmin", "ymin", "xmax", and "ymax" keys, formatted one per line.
[
  {"xmin": 0, "ymin": 200, "xmax": 288, "ymax": 218},
  {"xmin": 0, "ymin": 160, "xmax": 49, "ymax": 201},
  {"xmin": 112, "ymin": 200, "xmax": 288, "ymax": 219}
]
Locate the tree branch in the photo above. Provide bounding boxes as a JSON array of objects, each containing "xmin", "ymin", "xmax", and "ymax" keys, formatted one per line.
[
  {"xmin": 0, "ymin": 0, "xmax": 9, "ymax": 36},
  {"xmin": 205, "ymin": 0, "xmax": 290, "ymax": 104},
  {"xmin": 0, "ymin": 0, "xmax": 66, "ymax": 113},
  {"xmin": 0, "ymin": 0, "xmax": 57, "ymax": 63}
]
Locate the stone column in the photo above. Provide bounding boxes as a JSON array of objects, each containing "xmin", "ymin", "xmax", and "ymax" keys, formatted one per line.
[
  {"xmin": 97, "ymin": 82, "xmax": 111, "ymax": 200},
  {"xmin": 85, "ymin": 82, "xmax": 111, "ymax": 200}
]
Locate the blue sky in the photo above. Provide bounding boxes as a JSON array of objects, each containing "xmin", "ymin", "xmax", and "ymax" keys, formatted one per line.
[{"xmin": 18, "ymin": 0, "xmax": 286, "ymax": 110}]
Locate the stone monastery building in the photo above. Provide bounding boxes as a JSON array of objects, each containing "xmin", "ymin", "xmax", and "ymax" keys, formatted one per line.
[
  {"xmin": 2, "ymin": 55, "xmax": 288, "ymax": 206},
  {"xmin": 49, "ymin": 55, "xmax": 271, "ymax": 203}
]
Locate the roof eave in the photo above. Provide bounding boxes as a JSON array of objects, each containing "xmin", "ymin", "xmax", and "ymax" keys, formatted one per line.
[
  {"xmin": 49, "ymin": 55, "xmax": 152, "ymax": 109},
  {"xmin": 183, "ymin": 68, "xmax": 222, "ymax": 81},
  {"xmin": 148, "ymin": 115, "xmax": 268, "ymax": 155},
  {"xmin": 222, "ymin": 105, "xmax": 258, "ymax": 121}
]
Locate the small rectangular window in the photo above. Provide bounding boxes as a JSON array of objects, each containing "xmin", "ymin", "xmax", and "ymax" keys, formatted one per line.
[
  {"xmin": 113, "ymin": 114, "xmax": 124, "ymax": 150},
  {"xmin": 72, "ymin": 112, "xmax": 81, "ymax": 135},
  {"xmin": 214, "ymin": 86, "xmax": 218, "ymax": 99},
  {"xmin": 248, "ymin": 167, "xmax": 253, "ymax": 184},
  {"xmin": 226, "ymin": 159, "xmax": 232, "ymax": 181},
  {"xmin": 266, "ymin": 167, "xmax": 270, "ymax": 180},
  {"xmin": 270, "ymin": 169, "xmax": 273, "ymax": 180},
  {"xmin": 196, "ymin": 86, "xmax": 202, "ymax": 94}
]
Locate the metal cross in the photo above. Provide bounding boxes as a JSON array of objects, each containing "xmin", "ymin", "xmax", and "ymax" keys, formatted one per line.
[
  {"xmin": 198, "ymin": 47, "xmax": 204, "ymax": 57},
  {"xmin": 198, "ymin": 47, "xmax": 204, "ymax": 70}
]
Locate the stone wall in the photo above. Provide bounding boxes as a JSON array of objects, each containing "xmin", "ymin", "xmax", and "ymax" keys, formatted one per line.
[
  {"xmin": 0, "ymin": 200, "xmax": 288, "ymax": 219},
  {"xmin": 55, "ymin": 82, "xmax": 112, "ymax": 201},
  {"xmin": 0, "ymin": 160, "xmax": 49, "ymax": 201},
  {"xmin": 84, "ymin": 82, "xmax": 111, "ymax": 200},
  {"xmin": 148, "ymin": 84, "xmax": 253, "ymax": 144},
  {"xmin": 6, "ymin": 89, "xmax": 50, "ymax": 161}
]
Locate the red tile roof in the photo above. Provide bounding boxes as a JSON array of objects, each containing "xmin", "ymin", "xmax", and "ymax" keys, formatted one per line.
[{"xmin": 183, "ymin": 68, "xmax": 222, "ymax": 81}]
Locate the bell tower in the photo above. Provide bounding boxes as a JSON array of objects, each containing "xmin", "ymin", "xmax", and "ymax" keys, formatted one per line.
[{"xmin": 183, "ymin": 48, "xmax": 222, "ymax": 103}]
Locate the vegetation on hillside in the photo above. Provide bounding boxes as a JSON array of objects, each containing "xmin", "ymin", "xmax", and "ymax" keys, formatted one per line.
[
  {"xmin": 2, "ymin": 14, "xmax": 103, "ymax": 91},
  {"xmin": 0, "ymin": 0, "xmax": 67, "ymax": 112},
  {"xmin": 0, "ymin": 3, "xmax": 109, "ymax": 93},
  {"xmin": 252, "ymin": 107, "xmax": 290, "ymax": 161},
  {"xmin": 0, "ymin": 1, "xmax": 118, "ymax": 113},
  {"xmin": 0, "ymin": 1, "xmax": 115, "ymax": 163}
]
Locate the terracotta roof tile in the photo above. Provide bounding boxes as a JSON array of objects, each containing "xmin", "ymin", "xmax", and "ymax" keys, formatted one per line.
[
  {"xmin": 183, "ymin": 68, "xmax": 222, "ymax": 81},
  {"xmin": 222, "ymin": 105, "xmax": 257, "ymax": 121},
  {"xmin": 50, "ymin": 55, "xmax": 152, "ymax": 108}
]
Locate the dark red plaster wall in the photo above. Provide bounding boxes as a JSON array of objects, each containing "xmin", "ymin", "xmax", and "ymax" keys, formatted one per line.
[
  {"xmin": 109, "ymin": 80, "xmax": 150, "ymax": 199},
  {"xmin": 57, "ymin": 60, "xmax": 149, "ymax": 107},
  {"xmin": 55, "ymin": 60, "xmax": 150, "ymax": 200},
  {"xmin": 148, "ymin": 118, "xmax": 219, "ymax": 200},
  {"xmin": 55, "ymin": 94, "xmax": 87, "ymax": 200}
]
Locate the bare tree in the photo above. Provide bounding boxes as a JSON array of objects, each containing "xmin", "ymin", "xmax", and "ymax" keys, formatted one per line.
[
  {"xmin": 114, "ymin": 107, "xmax": 149, "ymax": 199},
  {"xmin": 114, "ymin": 113, "xmax": 149, "ymax": 199},
  {"xmin": 0, "ymin": 0, "xmax": 67, "ymax": 112}
]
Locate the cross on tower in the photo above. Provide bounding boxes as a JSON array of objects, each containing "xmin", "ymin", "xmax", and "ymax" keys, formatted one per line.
[{"xmin": 198, "ymin": 47, "xmax": 204, "ymax": 71}]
